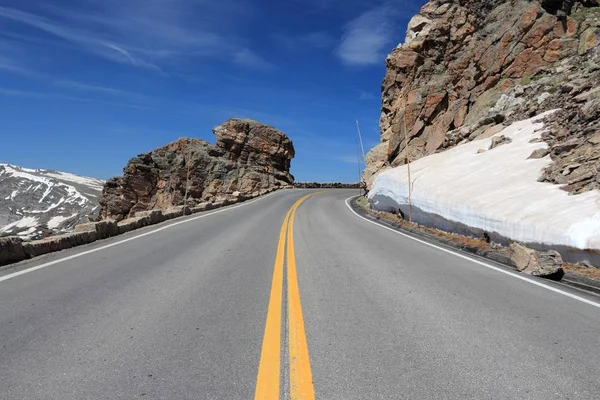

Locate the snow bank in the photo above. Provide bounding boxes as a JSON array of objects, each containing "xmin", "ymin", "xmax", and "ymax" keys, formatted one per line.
[{"xmin": 369, "ymin": 112, "xmax": 600, "ymax": 260}]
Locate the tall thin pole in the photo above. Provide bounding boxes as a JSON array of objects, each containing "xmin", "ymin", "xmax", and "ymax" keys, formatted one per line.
[
  {"xmin": 184, "ymin": 145, "xmax": 191, "ymax": 214},
  {"xmin": 404, "ymin": 119, "xmax": 412, "ymax": 223},
  {"xmin": 356, "ymin": 136, "xmax": 362, "ymax": 196},
  {"xmin": 355, "ymin": 119, "xmax": 366, "ymax": 168}
]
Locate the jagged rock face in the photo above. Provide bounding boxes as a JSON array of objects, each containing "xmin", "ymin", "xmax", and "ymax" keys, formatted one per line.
[
  {"xmin": 0, "ymin": 164, "xmax": 104, "ymax": 239},
  {"xmin": 99, "ymin": 119, "xmax": 295, "ymax": 220},
  {"xmin": 364, "ymin": 0, "xmax": 600, "ymax": 192}
]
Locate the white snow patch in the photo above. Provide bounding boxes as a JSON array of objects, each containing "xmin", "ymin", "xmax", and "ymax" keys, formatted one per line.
[
  {"xmin": 1, "ymin": 165, "xmax": 53, "ymax": 186},
  {"xmin": 17, "ymin": 226, "xmax": 37, "ymax": 237},
  {"xmin": 39, "ymin": 182, "xmax": 55, "ymax": 203},
  {"xmin": 42, "ymin": 171, "xmax": 104, "ymax": 190},
  {"xmin": 4, "ymin": 189, "xmax": 18, "ymax": 201},
  {"xmin": 0, "ymin": 216, "xmax": 40, "ymax": 233},
  {"xmin": 369, "ymin": 111, "xmax": 600, "ymax": 251},
  {"xmin": 47, "ymin": 215, "xmax": 74, "ymax": 229}
]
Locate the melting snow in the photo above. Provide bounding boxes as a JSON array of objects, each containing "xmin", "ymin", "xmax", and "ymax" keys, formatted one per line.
[
  {"xmin": 0, "ymin": 216, "xmax": 40, "ymax": 233},
  {"xmin": 42, "ymin": 171, "xmax": 104, "ymax": 190},
  {"xmin": 47, "ymin": 215, "xmax": 74, "ymax": 229},
  {"xmin": 369, "ymin": 111, "xmax": 600, "ymax": 252}
]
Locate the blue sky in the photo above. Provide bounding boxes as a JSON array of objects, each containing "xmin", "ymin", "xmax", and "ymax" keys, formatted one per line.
[{"xmin": 0, "ymin": 0, "xmax": 423, "ymax": 182}]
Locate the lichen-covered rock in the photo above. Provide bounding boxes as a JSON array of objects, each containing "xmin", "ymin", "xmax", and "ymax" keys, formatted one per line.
[
  {"xmin": 99, "ymin": 119, "xmax": 294, "ymax": 221},
  {"xmin": 364, "ymin": 0, "xmax": 600, "ymax": 192}
]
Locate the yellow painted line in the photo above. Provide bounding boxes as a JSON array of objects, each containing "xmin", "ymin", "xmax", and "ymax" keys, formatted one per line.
[
  {"xmin": 287, "ymin": 196, "xmax": 316, "ymax": 399},
  {"xmin": 255, "ymin": 205, "xmax": 293, "ymax": 399},
  {"xmin": 255, "ymin": 193, "xmax": 316, "ymax": 400}
]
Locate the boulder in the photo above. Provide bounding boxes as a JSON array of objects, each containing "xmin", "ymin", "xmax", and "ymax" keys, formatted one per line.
[
  {"xmin": 528, "ymin": 148, "xmax": 550, "ymax": 159},
  {"xmin": 489, "ymin": 135, "xmax": 512, "ymax": 150},
  {"xmin": 0, "ymin": 236, "xmax": 27, "ymax": 266},
  {"xmin": 509, "ymin": 243, "xmax": 564, "ymax": 280}
]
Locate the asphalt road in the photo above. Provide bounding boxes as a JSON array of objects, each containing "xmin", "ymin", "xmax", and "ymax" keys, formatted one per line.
[{"xmin": 1, "ymin": 189, "xmax": 599, "ymax": 399}]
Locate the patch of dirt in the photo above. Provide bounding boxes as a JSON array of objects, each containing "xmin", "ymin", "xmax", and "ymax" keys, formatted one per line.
[{"xmin": 563, "ymin": 264, "xmax": 600, "ymax": 280}]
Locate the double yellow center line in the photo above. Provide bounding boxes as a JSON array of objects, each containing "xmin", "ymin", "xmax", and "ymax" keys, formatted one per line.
[{"xmin": 255, "ymin": 193, "xmax": 316, "ymax": 400}]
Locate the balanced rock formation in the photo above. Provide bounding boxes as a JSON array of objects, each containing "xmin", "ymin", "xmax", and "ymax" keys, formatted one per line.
[
  {"xmin": 364, "ymin": 0, "xmax": 600, "ymax": 194},
  {"xmin": 100, "ymin": 119, "xmax": 294, "ymax": 221}
]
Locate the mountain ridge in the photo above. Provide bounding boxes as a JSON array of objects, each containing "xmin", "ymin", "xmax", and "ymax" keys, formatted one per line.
[{"xmin": 0, "ymin": 164, "xmax": 104, "ymax": 239}]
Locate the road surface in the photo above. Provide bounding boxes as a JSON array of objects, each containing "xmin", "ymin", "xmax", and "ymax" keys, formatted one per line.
[{"xmin": 1, "ymin": 189, "xmax": 599, "ymax": 399}]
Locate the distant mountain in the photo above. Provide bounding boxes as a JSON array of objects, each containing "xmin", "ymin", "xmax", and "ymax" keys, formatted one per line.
[{"xmin": 0, "ymin": 164, "xmax": 104, "ymax": 240}]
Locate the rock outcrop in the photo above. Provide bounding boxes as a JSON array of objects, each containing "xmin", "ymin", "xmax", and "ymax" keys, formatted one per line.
[
  {"xmin": 100, "ymin": 119, "xmax": 294, "ymax": 220},
  {"xmin": 365, "ymin": 0, "xmax": 600, "ymax": 193}
]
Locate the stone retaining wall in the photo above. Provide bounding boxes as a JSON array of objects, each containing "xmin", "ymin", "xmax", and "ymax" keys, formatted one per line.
[{"xmin": 0, "ymin": 187, "xmax": 281, "ymax": 267}]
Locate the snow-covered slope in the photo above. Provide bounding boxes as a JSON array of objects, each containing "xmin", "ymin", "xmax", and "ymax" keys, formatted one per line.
[
  {"xmin": 0, "ymin": 164, "xmax": 104, "ymax": 239},
  {"xmin": 368, "ymin": 112, "xmax": 600, "ymax": 264}
]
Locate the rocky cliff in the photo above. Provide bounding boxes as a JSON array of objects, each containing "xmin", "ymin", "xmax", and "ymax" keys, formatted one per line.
[
  {"xmin": 364, "ymin": 0, "xmax": 600, "ymax": 194},
  {"xmin": 99, "ymin": 119, "xmax": 294, "ymax": 220}
]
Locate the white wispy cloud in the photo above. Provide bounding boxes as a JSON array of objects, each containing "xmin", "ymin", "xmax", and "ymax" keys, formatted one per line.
[
  {"xmin": 0, "ymin": 57, "xmax": 39, "ymax": 76},
  {"xmin": 334, "ymin": 155, "xmax": 362, "ymax": 164},
  {"xmin": 53, "ymin": 80, "xmax": 134, "ymax": 97},
  {"xmin": 232, "ymin": 48, "xmax": 273, "ymax": 70},
  {"xmin": 359, "ymin": 90, "xmax": 377, "ymax": 100},
  {"xmin": 336, "ymin": 2, "xmax": 400, "ymax": 66},
  {"xmin": 0, "ymin": 87, "xmax": 155, "ymax": 110},
  {"xmin": 274, "ymin": 31, "xmax": 336, "ymax": 51},
  {"xmin": 0, "ymin": 1, "xmax": 266, "ymax": 73}
]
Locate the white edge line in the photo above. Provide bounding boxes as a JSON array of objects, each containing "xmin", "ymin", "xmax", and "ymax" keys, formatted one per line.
[
  {"xmin": 345, "ymin": 196, "xmax": 600, "ymax": 310},
  {"xmin": 0, "ymin": 190, "xmax": 284, "ymax": 284}
]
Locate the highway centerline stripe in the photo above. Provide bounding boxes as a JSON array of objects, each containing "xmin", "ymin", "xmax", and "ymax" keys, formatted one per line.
[
  {"xmin": 287, "ymin": 197, "xmax": 316, "ymax": 400},
  {"xmin": 254, "ymin": 205, "xmax": 293, "ymax": 399},
  {"xmin": 255, "ymin": 193, "xmax": 315, "ymax": 400}
]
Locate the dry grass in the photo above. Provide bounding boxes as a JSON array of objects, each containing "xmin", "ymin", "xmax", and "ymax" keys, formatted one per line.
[
  {"xmin": 357, "ymin": 197, "xmax": 493, "ymax": 252},
  {"xmin": 563, "ymin": 264, "xmax": 600, "ymax": 280}
]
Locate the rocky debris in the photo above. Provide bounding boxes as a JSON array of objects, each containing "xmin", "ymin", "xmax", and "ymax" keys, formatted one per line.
[
  {"xmin": 510, "ymin": 242, "xmax": 565, "ymax": 279},
  {"xmin": 0, "ymin": 164, "xmax": 104, "ymax": 239},
  {"xmin": 100, "ymin": 119, "xmax": 294, "ymax": 221},
  {"xmin": 535, "ymin": 108, "xmax": 600, "ymax": 194},
  {"xmin": 528, "ymin": 148, "xmax": 550, "ymax": 159},
  {"xmin": 489, "ymin": 135, "xmax": 512, "ymax": 150},
  {"xmin": 294, "ymin": 182, "xmax": 361, "ymax": 189},
  {"xmin": 364, "ymin": 0, "xmax": 600, "ymax": 193},
  {"xmin": 0, "ymin": 236, "xmax": 26, "ymax": 266}
]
